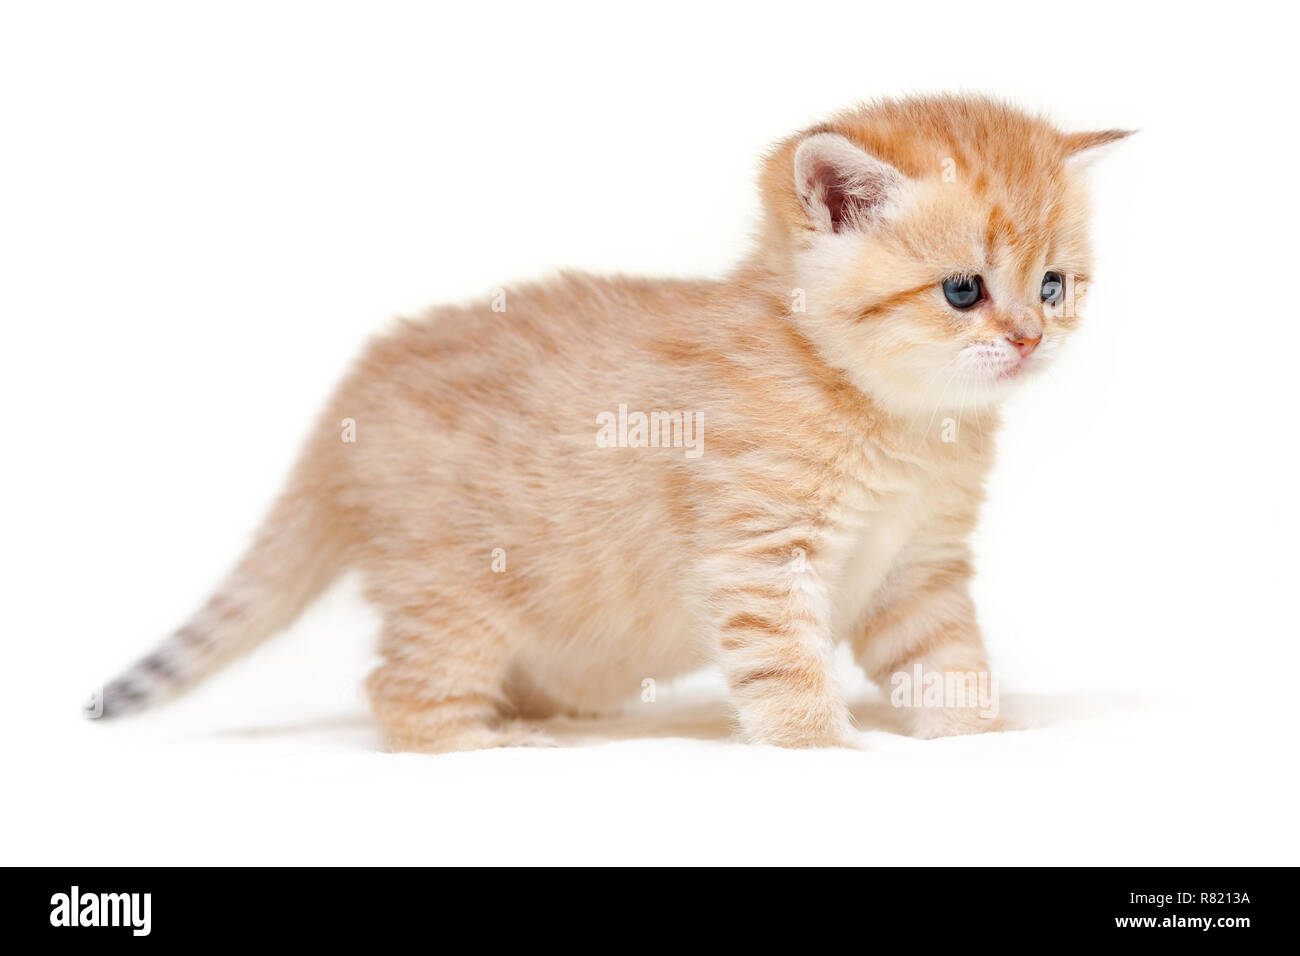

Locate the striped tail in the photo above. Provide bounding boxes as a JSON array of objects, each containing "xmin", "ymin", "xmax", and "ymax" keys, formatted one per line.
[{"xmin": 88, "ymin": 471, "xmax": 346, "ymax": 720}]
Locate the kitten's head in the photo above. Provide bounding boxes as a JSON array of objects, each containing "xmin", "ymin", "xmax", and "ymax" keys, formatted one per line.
[{"xmin": 758, "ymin": 96, "xmax": 1130, "ymax": 417}]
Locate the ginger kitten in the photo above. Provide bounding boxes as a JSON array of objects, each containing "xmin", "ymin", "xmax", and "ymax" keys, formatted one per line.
[{"xmin": 91, "ymin": 95, "xmax": 1128, "ymax": 751}]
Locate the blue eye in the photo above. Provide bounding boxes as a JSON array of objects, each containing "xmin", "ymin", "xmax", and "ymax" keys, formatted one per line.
[
  {"xmin": 1041, "ymin": 271, "xmax": 1064, "ymax": 304},
  {"xmin": 942, "ymin": 275, "xmax": 982, "ymax": 310}
]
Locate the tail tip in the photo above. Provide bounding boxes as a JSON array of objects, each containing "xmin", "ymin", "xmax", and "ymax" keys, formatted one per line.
[{"xmin": 83, "ymin": 679, "xmax": 149, "ymax": 721}]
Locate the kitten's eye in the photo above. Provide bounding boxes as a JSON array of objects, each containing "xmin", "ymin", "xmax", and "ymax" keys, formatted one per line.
[
  {"xmin": 942, "ymin": 275, "xmax": 983, "ymax": 310},
  {"xmin": 1041, "ymin": 271, "xmax": 1064, "ymax": 304}
]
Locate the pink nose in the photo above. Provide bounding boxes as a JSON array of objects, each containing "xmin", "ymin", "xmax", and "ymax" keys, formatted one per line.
[{"xmin": 1007, "ymin": 333, "xmax": 1041, "ymax": 358}]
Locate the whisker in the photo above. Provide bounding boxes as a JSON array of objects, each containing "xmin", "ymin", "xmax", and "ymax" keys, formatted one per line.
[{"xmin": 919, "ymin": 358, "xmax": 963, "ymax": 448}]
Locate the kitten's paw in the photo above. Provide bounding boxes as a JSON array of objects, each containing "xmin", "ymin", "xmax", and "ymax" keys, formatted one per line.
[
  {"xmin": 906, "ymin": 707, "xmax": 1006, "ymax": 740},
  {"xmin": 496, "ymin": 719, "xmax": 559, "ymax": 749},
  {"xmin": 378, "ymin": 706, "xmax": 559, "ymax": 754},
  {"xmin": 744, "ymin": 704, "xmax": 859, "ymax": 749},
  {"xmin": 754, "ymin": 729, "xmax": 859, "ymax": 749},
  {"xmin": 772, "ymin": 725, "xmax": 863, "ymax": 749},
  {"xmin": 385, "ymin": 723, "xmax": 557, "ymax": 754}
]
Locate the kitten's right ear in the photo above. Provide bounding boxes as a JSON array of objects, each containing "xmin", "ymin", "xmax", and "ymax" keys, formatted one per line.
[
  {"xmin": 1063, "ymin": 128, "xmax": 1136, "ymax": 172},
  {"xmin": 793, "ymin": 132, "xmax": 906, "ymax": 233}
]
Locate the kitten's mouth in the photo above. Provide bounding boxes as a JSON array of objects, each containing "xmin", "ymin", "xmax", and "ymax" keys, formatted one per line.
[
  {"xmin": 956, "ymin": 339, "xmax": 1046, "ymax": 387},
  {"xmin": 969, "ymin": 356, "xmax": 1028, "ymax": 382},
  {"xmin": 994, "ymin": 349, "xmax": 1045, "ymax": 380}
]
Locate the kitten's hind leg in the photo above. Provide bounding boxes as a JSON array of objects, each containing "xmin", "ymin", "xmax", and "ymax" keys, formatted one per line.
[{"xmin": 365, "ymin": 606, "xmax": 553, "ymax": 754}]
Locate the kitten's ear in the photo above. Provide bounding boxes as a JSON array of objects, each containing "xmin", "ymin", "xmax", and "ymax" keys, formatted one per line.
[
  {"xmin": 793, "ymin": 132, "xmax": 906, "ymax": 233},
  {"xmin": 1063, "ymin": 128, "xmax": 1135, "ymax": 172}
]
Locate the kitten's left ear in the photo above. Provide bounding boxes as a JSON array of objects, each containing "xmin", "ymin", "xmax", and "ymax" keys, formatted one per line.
[
  {"xmin": 1063, "ymin": 128, "xmax": 1135, "ymax": 172},
  {"xmin": 793, "ymin": 132, "xmax": 907, "ymax": 233}
]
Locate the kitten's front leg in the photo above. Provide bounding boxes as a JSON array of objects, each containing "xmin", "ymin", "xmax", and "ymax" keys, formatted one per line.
[
  {"xmin": 711, "ymin": 549, "xmax": 855, "ymax": 748},
  {"xmin": 854, "ymin": 560, "xmax": 1004, "ymax": 738}
]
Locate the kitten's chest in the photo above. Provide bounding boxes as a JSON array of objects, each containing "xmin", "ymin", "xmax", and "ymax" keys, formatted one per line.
[{"xmin": 828, "ymin": 487, "xmax": 936, "ymax": 640}]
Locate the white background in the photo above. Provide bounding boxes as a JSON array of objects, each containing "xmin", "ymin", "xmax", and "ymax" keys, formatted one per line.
[{"xmin": 3, "ymin": 1, "xmax": 1298, "ymax": 865}]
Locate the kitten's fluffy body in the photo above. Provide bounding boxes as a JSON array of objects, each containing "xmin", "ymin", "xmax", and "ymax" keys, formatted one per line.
[{"xmin": 96, "ymin": 96, "xmax": 1125, "ymax": 751}]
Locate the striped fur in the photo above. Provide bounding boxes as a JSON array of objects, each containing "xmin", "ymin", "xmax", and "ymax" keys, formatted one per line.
[{"xmin": 92, "ymin": 95, "xmax": 1126, "ymax": 750}]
